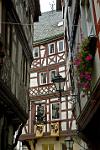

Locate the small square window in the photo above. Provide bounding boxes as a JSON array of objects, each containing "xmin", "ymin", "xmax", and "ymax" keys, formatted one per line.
[{"xmin": 48, "ymin": 43, "xmax": 55, "ymax": 54}]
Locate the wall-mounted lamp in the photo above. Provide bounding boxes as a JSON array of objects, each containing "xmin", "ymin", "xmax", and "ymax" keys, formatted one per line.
[
  {"xmin": 52, "ymin": 74, "xmax": 66, "ymax": 99},
  {"xmin": 64, "ymin": 137, "xmax": 74, "ymax": 150}
]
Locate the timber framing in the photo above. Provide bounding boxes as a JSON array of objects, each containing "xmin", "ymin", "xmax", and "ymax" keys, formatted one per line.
[
  {"xmin": 6, "ymin": 0, "xmax": 33, "ymax": 64},
  {"xmin": 19, "ymin": 130, "xmax": 77, "ymax": 141},
  {"xmin": 0, "ymin": 79, "xmax": 28, "ymax": 125}
]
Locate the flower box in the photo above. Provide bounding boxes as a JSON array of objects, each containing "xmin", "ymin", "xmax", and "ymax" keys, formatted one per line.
[{"xmin": 74, "ymin": 37, "xmax": 97, "ymax": 93}]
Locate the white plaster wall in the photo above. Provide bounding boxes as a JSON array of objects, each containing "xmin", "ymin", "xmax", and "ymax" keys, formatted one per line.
[
  {"xmin": 34, "ymin": 136, "xmax": 86, "ymax": 150},
  {"xmin": 35, "ymin": 137, "xmax": 65, "ymax": 150}
]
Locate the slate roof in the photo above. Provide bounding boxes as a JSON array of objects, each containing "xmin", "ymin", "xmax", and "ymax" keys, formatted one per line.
[{"xmin": 33, "ymin": 10, "xmax": 64, "ymax": 44}]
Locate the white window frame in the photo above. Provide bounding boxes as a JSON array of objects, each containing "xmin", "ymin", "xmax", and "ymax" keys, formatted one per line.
[
  {"xmin": 40, "ymin": 72, "xmax": 47, "ymax": 85},
  {"xmin": 33, "ymin": 47, "xmax": 39, "ymax": 58},
  {"xmin": 48, "ymin": 43, "xmax": 55, "ymax": 55},
  {"xmin": 51, "ymin": 102, "xmax": 60, "ymax": 120},
  {"xmin": 57, "ymin": 40, "xmax": 64, "ymax": 52}
]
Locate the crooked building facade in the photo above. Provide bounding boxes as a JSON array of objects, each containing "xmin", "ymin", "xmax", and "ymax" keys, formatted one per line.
[
  {"xmin": 63, "ymin": 0, "xmax": 100, "ymax": 149},
  {"xmin": 0, "ymin": 0, "xmax": 40, "ymax": 149}
]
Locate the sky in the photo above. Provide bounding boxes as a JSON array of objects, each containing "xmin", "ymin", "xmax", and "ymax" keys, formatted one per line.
[{"xmin": 40, "ymin": 0, "xmax": 56, "ymax": 13}]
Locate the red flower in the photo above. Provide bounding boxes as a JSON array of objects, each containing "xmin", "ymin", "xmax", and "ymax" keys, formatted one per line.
[
  {"xmin": 85, "ymin": 55, "xmax": 92, "ymax": 61},
  {"xmin": 74, "ymin": 37, "xmax": 93, "ymax": 93}
]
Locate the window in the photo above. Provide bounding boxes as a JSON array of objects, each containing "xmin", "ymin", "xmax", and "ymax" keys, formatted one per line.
[
  {"xmin": 36, "ymin": 104, "xmax": 45, "ymax": 122},
  {"xmin": 40, "ymin": 72, "xmax": 47, "ymax": 84},
  {"xmin": 85, "ymin": 2, "xmax": 95, "ymax": 36},
  {"xmin": 33, "ymin": 47, "xmax": 39, "ymax": 58},
  {"xmin": 48, "ymin": 43, "xmax": 55, "ymax": 54},
  {"xmin": 51, "ymin": 103, "xmax": 59, "ymax": 120},
  {"xmin": 57, "ymin": 40, "xmax": 64, "ymax": 52},
  {"xmin": 50, "ymin": 70, "xmax": 56, "ymax": 82},
  {"xmin": 42, "ymin": 144, "xmax": 54, "ymax": 150}
]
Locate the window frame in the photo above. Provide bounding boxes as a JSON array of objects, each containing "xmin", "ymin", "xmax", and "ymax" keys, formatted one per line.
[
  {"xmin": 48, "ymin": 43, "xmax": 55, "ymax": 55},
  {"xmin": 51, "ymin": 102, "xmax": 60, "ymax": 120},
  {"xmin": 36, "ymin": 104, "xmax": 45, "ymax": 122},
  {"xmin": 57, "ymin": 40, "xmax": 64, "ymax": 52},
  {"xmin": 49, "ymin": 70, "xmax": 56, "ymax": 82},
  {"xmin": 33, "ymin": 47, "xmax": 39, "ymax": 58},
  {"xmin": 40, "ymin": 72, "xmax": 47, "ymax": 85}
]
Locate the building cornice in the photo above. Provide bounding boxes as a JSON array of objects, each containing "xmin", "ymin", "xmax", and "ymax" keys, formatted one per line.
[{"xmin": 33, "ymin": 33, "xmax": 64, "ymax": 47}]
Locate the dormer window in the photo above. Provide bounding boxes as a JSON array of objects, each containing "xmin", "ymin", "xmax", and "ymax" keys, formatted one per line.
[
  {"xmin": 48, "ymin": 43, "xmax": 55, "ymax": 55},
  {"xmin": 33, "ymin": 47, "xmax": 39, "ymax": 58}
]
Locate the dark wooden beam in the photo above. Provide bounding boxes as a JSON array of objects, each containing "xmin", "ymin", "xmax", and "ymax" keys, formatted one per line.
[{"xmin": 0, "ymin": 79, "xmax": 28, "ymax": 123}]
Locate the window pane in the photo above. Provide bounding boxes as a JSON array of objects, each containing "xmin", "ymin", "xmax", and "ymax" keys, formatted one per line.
[
  {"xmin": 49, "ymin": 144, "xmax": 54, "ymax": 150},
  {"xmin": 59, "ymin": 41, "xmax": 63, "ymax": 51},
  {"xmin": 35, "ymin": 51, "xmax": 38, "ymax": 57},
  {"xmin": 41, "ymin": 72, "xmax": 47, "ymax": 84},
  {"xmin": 42, "ymin": 144, "xmax": 54, "ymax": 150},
  {"xmin": 50, "ymin": 44, "xmax": 54, "ymax": 53},
  {"xmin": 37, "ymin": 105, "xmax": 44, "ymax": 122},
  {"xmin": 48, "ymin": 43, "xmax": 55, "ymax": 54},
  {"xmin": 52, "ymin": 103, "xmax": 59, "ymax": 120},
  {"xmin": 33, "ymin": 47, "xmax": 39, "ymax": 58},
  {"xmin": 42, "ymin": 144, "xmax": 48, "ymax": 150},
  {"xmin": 51, "ymin": 70, "xmax": 56, "ymax": 82}
]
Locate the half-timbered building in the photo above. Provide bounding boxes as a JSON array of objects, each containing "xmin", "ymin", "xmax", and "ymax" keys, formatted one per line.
[{"xmin": 20, "ymin": 10, "xmax": 77, "ymax": 150}]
